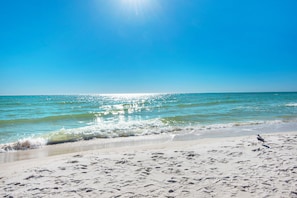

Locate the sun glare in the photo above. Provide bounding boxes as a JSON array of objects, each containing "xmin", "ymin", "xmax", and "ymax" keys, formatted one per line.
[{"xmin": 121, "ymin": 0, "xmax": 154, "ymax": 16}]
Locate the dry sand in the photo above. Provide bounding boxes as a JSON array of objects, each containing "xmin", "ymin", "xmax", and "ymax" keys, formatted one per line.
[{"xmin": 1, "ymin": 132, "xmax": 297, "ymax": 198}]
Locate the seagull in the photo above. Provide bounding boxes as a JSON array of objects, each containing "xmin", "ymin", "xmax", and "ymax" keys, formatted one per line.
[
  {"xmin": 257, "ymin": 134, "xmax": 271, "ymax": 149},
  {"xmin": 257, "ymin": 134, "xmax": 265, "ymax": 143}
]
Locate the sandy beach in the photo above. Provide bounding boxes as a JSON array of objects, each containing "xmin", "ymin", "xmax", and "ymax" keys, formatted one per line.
[{"xmin": 1, "ymin": 132, "xmax": 297, "ymax": 198}]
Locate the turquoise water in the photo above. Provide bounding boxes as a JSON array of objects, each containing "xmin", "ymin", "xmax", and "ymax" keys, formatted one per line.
[{"xmin": 0, "ymin": 93, "xmax": 297, "ymax": 148}]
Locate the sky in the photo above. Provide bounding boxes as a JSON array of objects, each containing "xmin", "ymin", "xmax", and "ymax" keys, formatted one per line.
[{"xmin": 0, "ymin": 0, "xmax": 297, "ymax": 95}]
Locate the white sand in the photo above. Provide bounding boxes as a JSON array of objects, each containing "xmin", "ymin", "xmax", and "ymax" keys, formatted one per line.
[{"xmin": 1, "ymin": 132, "xmax": 297, "ymax": 198}]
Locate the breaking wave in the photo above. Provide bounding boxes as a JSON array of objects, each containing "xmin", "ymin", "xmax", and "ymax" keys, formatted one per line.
[
  {"xmin": 285, "ymin": 103, "xmax": 297, "ymax": 107},
  {"xmin": 1, "ymin": 118, "xmax": 295, "ymax": 152}
]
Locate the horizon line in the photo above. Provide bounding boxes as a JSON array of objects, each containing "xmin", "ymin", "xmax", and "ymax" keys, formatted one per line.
[{"xmin": 1, "ymin": 91, "xmax": 297, "ymax": 96}]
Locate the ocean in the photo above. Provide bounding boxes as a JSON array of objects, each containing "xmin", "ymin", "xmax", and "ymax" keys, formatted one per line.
[{"xmin": 1, "ymin": 92, "xmax": 297, "ymax": 150}]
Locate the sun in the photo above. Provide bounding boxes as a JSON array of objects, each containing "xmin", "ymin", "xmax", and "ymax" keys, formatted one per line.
[{"xmin": 121, "ymin": 0, "xmax": 152, "ymax": 16}]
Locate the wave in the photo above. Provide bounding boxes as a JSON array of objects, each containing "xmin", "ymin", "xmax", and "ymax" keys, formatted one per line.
[
  {"xmin": 177, "ymin": 100, "xmax": 240, "ymax": 109},
  {"xmin": 202, "ymin": 120, "xmax": 284, "ymax": 129},
  {"xmin": 0, "ymin": 138, "xmax": 47, "ymax": 152},
  {"xmin": 0, "ymin": 102, "xmax": 23, "ymax": 107},
  {"xmin": 161, "ymin": 114, "xmax": 209, "ymax": 124},
  {"xmin": 0, "ymin": 113, "xmax": 96, "ymax": 125},
  {"xmin": 285, "ymin": 103, "xmax": 297, "ymax": 107},
  {"xmin": 37, "ymin": 118, "xmax": 167, "ymax": 145},
  {"xmin": 161, "ymin": 112, "xmax": 236, "ymax": 124},
  {"xmin": 2, "ymin": 118, "xmax": 295, "ymax": 152},
  {"xmin": 0, "ymin": 118, "xmax": 170, "ymax": 150}
]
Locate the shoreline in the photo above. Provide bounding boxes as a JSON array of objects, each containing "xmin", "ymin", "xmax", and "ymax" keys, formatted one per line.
[
  {"xmin": 0, "ymin": 134, "xmax": 174, "ymax": 163},
  {"xmin": 1, "ymin": 131, "xmax": 297, "ymax": 197},
  {"xmin": 1, "ymin": 127, "xmax": 297, "ymax": 164}
]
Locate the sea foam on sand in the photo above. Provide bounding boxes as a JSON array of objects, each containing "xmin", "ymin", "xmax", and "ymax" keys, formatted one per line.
[{"xmin": 1, "ymin": 132, "xmax": 297, "ymax": 198}]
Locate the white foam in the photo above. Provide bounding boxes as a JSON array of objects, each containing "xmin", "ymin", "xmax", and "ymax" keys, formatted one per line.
[
  {"xmin": 0, "ymin": 137, "xmax": 47, "ymax": 151},
  {"xmin": 190, "ymin": 120, "xmax": 285, "ymax": 132},
  {"xmin": 43, "ymin": 118, "xmax": 171, "ymax": 144},
  {"xmin": 285, "ymin": 103, "xmax": 297, "ymax": 107},
  {"xmin": 1, "ymin": 118, "xmax": 294, "ymax": 152},
  {"xmin": 45, "ymin": 118, "xmax": 290, "ymax": 144}
]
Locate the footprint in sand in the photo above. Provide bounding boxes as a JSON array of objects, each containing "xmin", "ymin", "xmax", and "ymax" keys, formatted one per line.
[
  {"xmin": 73, "ymin": 154, "xmax": 83, "ymax": 158},
  {"xmin": 24, "ymin": 175, "xmax": 44, "ymax": 180},
  {"xmin": 167, "ymin": 179, "xmax": 178, "ymax": 183},
  {"xmin": 151, "ymin": 152, "xmax": 167, "ymax": 161},
  {"xmin": 227, "ymin": 152, "xmax": 243, "ymax": 157},
  {"xmin": 115, "ymin": 159, "xmax": 128, "ymax": 164},
  {"xmin": 75, "ymin": 164, "xmax": 88, "ymax": 170},
  {"xmin": 34, "ymin": 168, "xmax": 53, "ymax": 173},
  {"xmin": 67, "ymin": 160, "xmax": 79, "ymax": 164}
]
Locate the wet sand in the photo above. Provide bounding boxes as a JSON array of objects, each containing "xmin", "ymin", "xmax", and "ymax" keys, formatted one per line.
[{"xmin": 1, "ymin": 132, "xmax": 297, "ymax": 197}]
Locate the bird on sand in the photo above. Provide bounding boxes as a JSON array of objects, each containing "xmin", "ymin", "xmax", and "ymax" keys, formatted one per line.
[{"xmin": 257, "ymin": 134, "xmax": 265, "ymax": 143}]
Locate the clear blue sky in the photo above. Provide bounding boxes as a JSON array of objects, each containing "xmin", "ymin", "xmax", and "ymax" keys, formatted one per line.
[{"xmin": 1, "ymin": 0, "xmax": 297, "ymax": 95}]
